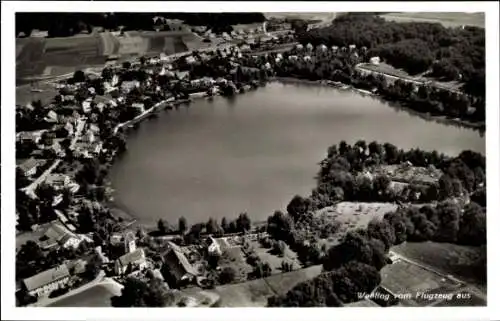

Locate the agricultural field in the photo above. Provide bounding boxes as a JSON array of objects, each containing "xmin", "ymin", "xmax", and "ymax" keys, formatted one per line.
[
  {"xmin": 15, "ymin": 30, "xmax": 207, "ymax": 82},
  {"xmin": 381, "ymin": 12, "xmax": 485, "ymax": 28},
  {"xmin": 391, "ymin": 242, "xmax": 487, "ymax": 289}
]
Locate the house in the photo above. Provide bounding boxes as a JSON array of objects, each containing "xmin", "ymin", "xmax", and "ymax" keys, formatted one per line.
[
  {"xmin": 82, "ymin": 100, "xmax": 92, "ymax": 113},
  {"xmin": 206, "ymin": 236, "xmax": 222, "ymax": 256},
  {"xmin": 131, "ymin": 103, "xmax": 145, "ymax": 113},
  {"xmin": 121, "ymin": 80, "xmax": 140, "ymax": 93},
  {"xmin": 370, "ymin": 57, "xmax": 381, "ymax": 65},
  {"xmin": 114, "ymin": 248, "xmax": 147, "ymax": 275},
  {"xmin": 163, "ymin": 242, "xmax": 198, "ymax": 287},
  {"xmin": 45, "ymin": 173, "xmax": 71, "ymax": 190},
  {"xmin": 44, "ymin": 110, "xmax": 59, "ymax": 123},
  {"xmin": 22, "ymin": 264, "xmax": 70, "ymax": 297},
  {"xmin": 39, "ymin": 221, "xmax": 85, "ymax": 250},
  {"xmin": 17, "ymin": 131, "xmax": 42, "ymax": 144},
  {"xmin": 18, "ymin": 158, "xmax": 46, "ymax": 177}
]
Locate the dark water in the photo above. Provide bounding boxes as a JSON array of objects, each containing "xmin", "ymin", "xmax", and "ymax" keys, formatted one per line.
[{"xmin": 109, "ymin": 82, "xmax": 485, "ymax": 225}]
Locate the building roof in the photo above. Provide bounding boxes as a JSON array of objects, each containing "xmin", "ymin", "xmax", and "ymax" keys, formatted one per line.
[
  {"xmin": 18, "ymin": 158, "xmax": 46, "ymax": 173},
  {"xmin": 45, "ymin": 173, "xmax": 68, "ymax": 185},
  {"xmin": 23, "ymin": 264, "xmax": 70, "ymax": 292},
  {"xmin": 164, "ymin": 242, "xmax": 198, "ymax": 279},
  {"xmin": 40, "ymin": 222, "xmax": 79, "ymax": 249},
  {"xmin": 117, "ymin": 248, "xmax": 146, "ymax": 267}
]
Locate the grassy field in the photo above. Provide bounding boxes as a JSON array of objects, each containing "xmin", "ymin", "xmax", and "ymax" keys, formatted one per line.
[
  {"xmin": 392, "ymin": 242, "xmax": 486, "ymax": 289},
  {"xmin": 381, "ymin": 12, "xmax": 485, "ymax": 28},
  {"xmin": 249, "ymin": 240, "xmax": 302, "ymax": 274},
  {"xmin": 380, "ymin": 260, "xmax": 461, "ymax": 305},
  {"xmin": 16, "ymin": 81, "xmax": 59, "ymax": 106},
  {"xmin": 214, "ymin": 265, "xmax": 322, "ymax": 307},
  {"xmin": 315, "ymin": 202, "xmax": 398, "ymax": 247},
  {"xmin": 47, "ymin": 282, "xmax": 121, "ymax": 307}
]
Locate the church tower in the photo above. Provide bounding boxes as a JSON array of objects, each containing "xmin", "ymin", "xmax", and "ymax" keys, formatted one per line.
[{"xmin": 124, "ymin": 232, "xmax": 136, "ymax": 253}]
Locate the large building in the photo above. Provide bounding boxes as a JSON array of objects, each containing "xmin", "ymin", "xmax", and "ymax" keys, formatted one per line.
[
  {"xmin": 22, "ymin": 264, "xmax": 70, "ymax": 297},
  {"xmin": 162, "ymin": 242, "xmax": 198, "ymax": 287}
]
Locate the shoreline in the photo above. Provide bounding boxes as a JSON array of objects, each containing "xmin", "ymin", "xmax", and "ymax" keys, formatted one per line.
[
  {"xmin": 272, "ymin": 77, "xmax": 485, "ymax": 133},
  {"xmin": 105, "ymin": 76, "xmax": 484, "ymax": 231}
]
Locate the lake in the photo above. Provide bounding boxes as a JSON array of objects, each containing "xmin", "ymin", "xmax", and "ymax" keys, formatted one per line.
[{"xmin": 109, "ymin": 82, "xmax": 485, "ymax": 226}]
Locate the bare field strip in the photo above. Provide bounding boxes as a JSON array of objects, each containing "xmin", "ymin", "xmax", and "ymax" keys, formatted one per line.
[{"xmin": 381, "ymin": 12, "xmax": 485, "ymax": 28}]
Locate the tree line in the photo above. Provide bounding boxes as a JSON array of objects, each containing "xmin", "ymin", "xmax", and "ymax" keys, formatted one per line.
[{"xmin": 296, "ymin": 13, "xmax": 485, "ymax": 99}]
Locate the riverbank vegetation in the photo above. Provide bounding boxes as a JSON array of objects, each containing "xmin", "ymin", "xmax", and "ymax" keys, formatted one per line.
[{"xmin": 265, "ymin": 141, "xmax": 486, "ymax": 306}]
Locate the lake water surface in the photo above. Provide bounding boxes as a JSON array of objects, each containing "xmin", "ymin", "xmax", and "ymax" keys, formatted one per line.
[{"xmin": 109, "ymin": 82, "xmax": 485, "ymax": 225}]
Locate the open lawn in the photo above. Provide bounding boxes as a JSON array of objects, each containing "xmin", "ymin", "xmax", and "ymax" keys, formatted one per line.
[
  {"xmin": 214, "ymin": 265, "xmax": 322, "ymax": 307},
  {"xmin": 47, "ymin": 281, "xmax": 122, "ymax": 307},
  {"xmin": 381, "ymin": 12, "xmax": 485, "ymax": 28},
  {"xmin": 16, "ymin": 82, "xmax": 59, "ymax": 106},
  {"xmin": 392, "ymin": 242, "xmax": 486, "ymax": 289},
  {"xmin": 249, "ymin": 240, "xmax": 302, "ymax": 274},
  {"xmin": 315, "ymin": 202, "xmax": 398, "ymax": 247}
]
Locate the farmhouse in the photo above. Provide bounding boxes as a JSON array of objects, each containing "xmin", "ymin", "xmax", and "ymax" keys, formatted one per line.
[
  {"xmin": 38, "ymin": 221, "xmax": 86, "ymax": 250},
  {"xmin": 22, "ymin": 264, "xmax": 70, "ymax": 297},
  {"xmin": 163, "ymin": 242, "xmax": 198, "ymax": 287}
]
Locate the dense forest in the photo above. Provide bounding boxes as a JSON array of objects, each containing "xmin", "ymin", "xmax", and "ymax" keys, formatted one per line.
[
  {"xmin": 297, "ymin": 14, "xmax": 485, "ymax": 99},
  {"xmin": 15, "ymin": 12, "xmax": 266, "ymax": 37},
  {"xmin": 266, "ymin": 141, "xmax": 486, "ymax": 306}
]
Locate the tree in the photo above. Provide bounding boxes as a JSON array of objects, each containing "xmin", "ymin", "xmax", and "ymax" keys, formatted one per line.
[
  {"xmin": 122, "ymin": 61, "xmax": 131, "ymax": 69},
  {"xmin": 272, "ymin": 240, "xmax": 287, "ymax": 256},
  {"xmin": 266, "ymin": 210, "xmax": 294, "ymax": 241},
  {"xmin": 366, "ymin": 219, "xmax": 396, "ymax": 251},
  {"xmin": 331, "ymin": 261, "xmax": 381, "ymax": 303},
  {"xmin": 458, "ymin": 202, "xmax": 486, "ymax": 246},
  {"xmin": 221, "ymin": 217, "xmax": 229, "ymax": 233},
  {"xmin": 219, "ymin": 266, "xmax": 236, "ymax": 284},
  {"xmin": 178, "ymin": 217, "xmax": 187, "ymax": 234},
  {"xmin": 73, "ymin": 70, "xmax": 85, "ymax": 83},
  {"xmin": 236, "ymin": 212, "xmax": 251, "ymax": 232},
  {"xmin": 111, "ymin": 277, "xmax": 174, "ymax": 307},
  {"xmin": 157, "ymin": 219, "xmax": 167, "ymax": 235},
  {"xmin": 287, "ymin": 195, "xmax": 310, "ymax": 221}
]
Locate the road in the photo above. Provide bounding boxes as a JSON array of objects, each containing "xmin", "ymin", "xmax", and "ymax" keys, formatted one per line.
[
  {"xmin": 355, "ymin": 64, "xmax": 463, "ymax": 95},
  {"xmin": 22, "ymin": 117, "xmax": 86, "ymax": 198}
]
